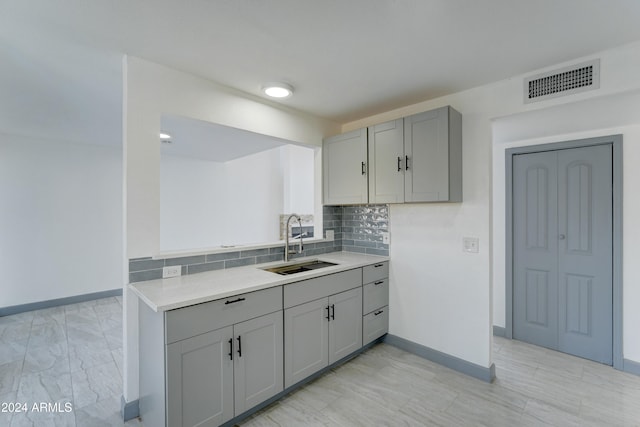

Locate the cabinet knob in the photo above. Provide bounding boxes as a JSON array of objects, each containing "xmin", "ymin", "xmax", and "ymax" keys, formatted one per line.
[{"xmin": 559, "ymin": 234, "xmax": 566, "ymax": 240}]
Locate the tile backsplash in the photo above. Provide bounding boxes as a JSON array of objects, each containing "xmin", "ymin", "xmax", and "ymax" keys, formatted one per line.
[{"xmin": 129, "ymin": 204, "xmax": 389, "ymax": 283}]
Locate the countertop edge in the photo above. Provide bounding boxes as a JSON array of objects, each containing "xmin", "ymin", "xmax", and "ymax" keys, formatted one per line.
[{"xmin": 129, "ymin": 253, "xmax": 389, "ymax": 312}]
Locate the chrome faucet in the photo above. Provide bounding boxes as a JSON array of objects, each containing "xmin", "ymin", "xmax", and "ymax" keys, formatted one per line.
[{"xmin": 284, "ymin": 213, "xmax": 303, "ymax": 262}]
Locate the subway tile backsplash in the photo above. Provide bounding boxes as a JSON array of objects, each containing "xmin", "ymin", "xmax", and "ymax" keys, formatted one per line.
[{"xmin": 129, "ymin": 204, "xmax": 389, "ymax": 283}]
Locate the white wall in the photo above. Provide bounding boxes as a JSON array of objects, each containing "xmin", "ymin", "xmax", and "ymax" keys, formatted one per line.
[
  {"xmin": 282, "ymin": 144, "xmax": 315, "ymax": 215},
  {"xmin": 224, "ymin": 148, "xmax": 284, "ymax": 244},
  {"xmin": 160, "ymin": 144, "xmax": 316, "ymax": 251},
  {"xmin": 160, "ymin": 155, "xmax": 226, "ymax": 251},
  {"xmin": 343, "ymin": 40, "xmax": 640, "ymax": 369},
  {"xmin": 0, "ymin": 132, "xmax": 123, "ymax": 308},
  {"xmin": 123, "ymin": 56, "xmax": 340, "ymax": 404}
]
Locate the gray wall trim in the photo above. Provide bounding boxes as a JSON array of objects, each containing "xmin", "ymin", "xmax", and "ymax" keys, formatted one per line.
[
  {"xmin": 384, "ymin": 334, "xmax": 496, "ymax": 383},
  {"xmin": 504, "ymin": 135, "xmax": 623, "ymax": 370},
  {"xmin": 0, "ymin": 288, "xmax": 122, "ymax": 317},
  {"xmin": 121, "ymin": 395, "xmax": 140, "ymax": 421},
  {"xmin": 493, "ymin": 325, "xmax": 506, "ymax": 337},
  {"xmin": 623, "ymin": 359, "xmax": 640, "ymax": 377}
]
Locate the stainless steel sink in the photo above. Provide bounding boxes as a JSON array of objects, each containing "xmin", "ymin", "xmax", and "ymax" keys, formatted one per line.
[{"xmin": 262, "ymin": 260, "xmax": 338, "ymax": 275}]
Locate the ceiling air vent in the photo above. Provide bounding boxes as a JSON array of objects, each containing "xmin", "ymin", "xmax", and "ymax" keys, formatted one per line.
[{"xmin": 524, "ymin": 59, "xmax": 600, "ymax": 104}]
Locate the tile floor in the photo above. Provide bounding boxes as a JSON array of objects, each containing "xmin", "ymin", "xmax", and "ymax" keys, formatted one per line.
[
  {"xmin": 0, "ymin": 296, "xmax": 141, "ymax": 427},
  {"xmin": 2, "ymin": 296, "xmax": 640, "ymax": 426}
]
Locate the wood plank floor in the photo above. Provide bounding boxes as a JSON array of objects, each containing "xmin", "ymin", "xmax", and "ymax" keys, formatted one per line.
[{"xmin": 238, "ymin": 337, "xmax": 640, "ymax": 426}]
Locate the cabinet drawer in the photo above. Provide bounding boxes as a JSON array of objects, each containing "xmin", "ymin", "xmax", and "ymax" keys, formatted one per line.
[
  {"xmin": 363, "ymin": 306, "xmax": 389, "ymax": 345},
  {"xmin": 363, "ymin": 278, "xmax": 389, "ymax": 314},
  {"xmin": 284, "ymin": 268, "xmax": 361, "ymax": 309},
  {"xmin": 165, "ymin": 286, "xmax": 282, "ymax": 344},
  {"xmin": 362, "ymin": 262, "xmax": 388, "ymax": 284}
]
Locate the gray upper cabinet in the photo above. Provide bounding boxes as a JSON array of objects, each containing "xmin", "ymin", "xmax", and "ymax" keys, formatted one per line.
[
  {"xmin": 323, "ymin": 128, "xmax": 368, "ymax": 205},
  {"xmin": 404, "ymin": 106, "xmax": 462, "ymax": 202},
  {"xmin": 323, "ymin": 106, "xmax": 462, "ymax": 205},
  {"xmin": 368, "ymin": 119, "xmax": 404, "ymax": 203}
]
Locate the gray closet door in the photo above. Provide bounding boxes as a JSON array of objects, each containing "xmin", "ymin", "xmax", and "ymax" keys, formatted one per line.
[
  {"xmin": 513, "ymin": 145, "xmax": 612, "ymax": 364},
  {"xmin": 557, "ymin": 145, "xmax": 612, "ymax": 364},
  {"xmin": 513, "ymin": 151, "xmax": 559, "ymax": 350}
]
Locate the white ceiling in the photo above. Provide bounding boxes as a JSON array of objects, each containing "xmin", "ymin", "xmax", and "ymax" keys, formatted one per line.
[
  {"xmin": 160, "ymin": 114, "xmax": 289, "ymax": 162},
  {"xmin": 3, "ymin": 0, "xmax": 640, "ymax": 147}
]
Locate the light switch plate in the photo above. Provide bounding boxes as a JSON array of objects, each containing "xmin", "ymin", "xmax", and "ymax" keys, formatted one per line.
[
  {"xmin": 463, "ymin": 237, "xmax": 479, "ymax": 253},
  {"xmin": 381, "ymin": 232, "xmax": 390, "ymax": 244},
  {"xmin": 326, "ymin": 230, "xmax": 334, "ymax": 241},
  {"xmin": 163, "ymin": 265, "xmax": 181, "ymax": 278}
]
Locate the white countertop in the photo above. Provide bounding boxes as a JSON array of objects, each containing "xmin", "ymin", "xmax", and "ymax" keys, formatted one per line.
[{"xmin": 130, "ymin": 252, "xmax": 389, "ymax": 312}]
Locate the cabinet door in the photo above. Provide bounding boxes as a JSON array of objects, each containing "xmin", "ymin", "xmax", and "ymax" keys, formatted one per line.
[
  {"xmin": 368, "ymin": 119, "xmax": 405, "ymax": 203},
  {"xmin": 167, "ymin": 326, "xmax": 234, "ymax": 427},
  {"xmin": 284, "ymin": 298, "xmax": 329, "ymax": 388},
  {"xmin": 328, "ymin": 287, "xmax": 363, "ymax": 364},
  {"xmin": 323, "ymin": 129, "xmax": 368, "ymax": 204},
  {"xmin": 363, "ymin": 306, "xmax": 389, "ymax": 345},
  {"xmin": 233, "ymin": 311, "xmax": 284, "ymax": 416},
  {"xmin": 404, "ymin": 107, "xmax": 460, "ymax": 202}
]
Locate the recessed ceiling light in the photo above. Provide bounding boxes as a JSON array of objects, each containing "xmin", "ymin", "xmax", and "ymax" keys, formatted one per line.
[{"xmin": 262, "ymin": 82, "xmax": 294, "ymax": 98}]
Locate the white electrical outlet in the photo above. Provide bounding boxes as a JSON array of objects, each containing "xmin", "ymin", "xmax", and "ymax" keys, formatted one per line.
[
  {"xmin": 463, "ymin": 237, "xmax": 479, "ymax": 253},
  {"xmin": 381, "ymin": 232, "xmax": 390, "ymax": 244},
  {"xmin": 326, "ymin": 230, "xmax": 335, "ymax": 241},
  {"xmin": 163, "ymin": 265, "xmax": 182, "ymax": 278}
]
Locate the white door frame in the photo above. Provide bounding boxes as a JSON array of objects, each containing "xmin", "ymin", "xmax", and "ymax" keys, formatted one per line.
[{"xmin": 505, "ymin": 134, "xmax": 623, "ymax": 369}]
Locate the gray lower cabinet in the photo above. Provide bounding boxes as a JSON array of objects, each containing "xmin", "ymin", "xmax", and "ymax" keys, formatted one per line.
[
  {"xmin": 139, "ymin": 263, "xmax": 388, "ymax": 427},
  {"xmin": 166, "ymin": 326, "xmax": 234, "ymax": 427},
  {"xmin": 283, "ymin": 269, "xmax": 363, "ymax": 388},
  {"xmin": 328, "ymin": 287, "xmax": 363, "ymax": 363},
  {"xmin": 138, "ymin": 286, "xmax": 283, "ymax": 427},
  {"xmin": 233, "ymin": 311, "xmax": 283, "ymax": 414},
  {"xmin": 166, "ymin": 311, "xmax": 283, "ymax": 427},
  {"xmin": 362, "ymin": 262, "xmax": 389, "ymax": 345},
  {"xmin": 283, "ymin": 297, "xmax": 328, "ymax": 388},
  {"xmin": 284, "ymin": 287, "xmax": 362, "ymax": 388}
]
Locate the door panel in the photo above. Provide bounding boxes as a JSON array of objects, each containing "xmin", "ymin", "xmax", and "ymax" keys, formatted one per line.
[
  {"xmin": 368, "ymin": 119, "xmax": 404, "ymax": 203},
  {"xmin": 513, "ymin": 151, "xmax": 559, "ymax": 350},
  {"xmin": 404, "ymin": 108, "xmax": 450, "ymax": 202},
  {"xmin": 166, "ymin": 326, "xmax": 234, "ymax": 427},
  {"xmin": 513, "ymin": 144, "xmax": 613, "ymax": 365},
  {"xmin": 284, "ymin": 298, "xmax": 329, "ymax": 388},
  {"xmin": 328, "ymin": 287, "xmax": 363, "ymax": 364},
  {"xmin": 557, "ymin": 145, "xmax": 612, "ymax": 364},
  {"xmin": 233, "ymin": 312, "xmax": 283, "ymax": 415},
  {"xmin": 323, "ymin": 129, "xmax": 368, "ymax": 204}
]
